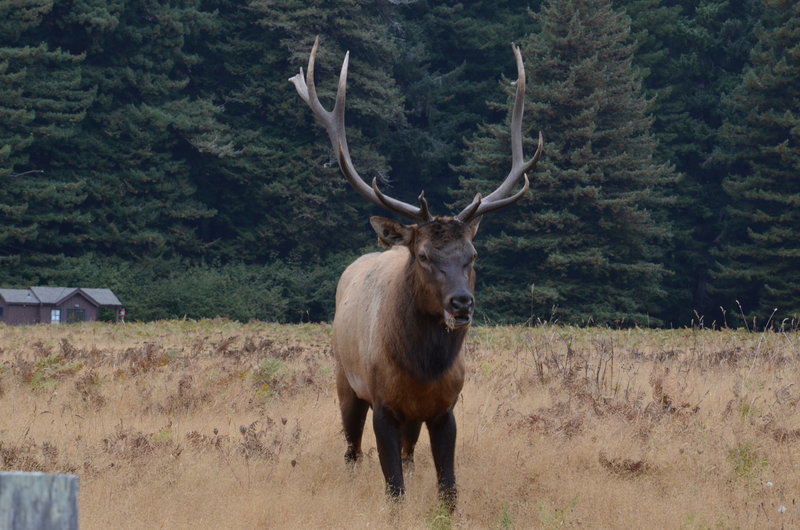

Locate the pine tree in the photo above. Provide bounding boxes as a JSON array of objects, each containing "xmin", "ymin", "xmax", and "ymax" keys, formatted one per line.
[
  {"xmin": 236, "ymin": 0, "xmax": 409, "ymax": 262},
  {"xmin": 713, "ymin": 0, "xmax": 800, "ymax": 321},
  {"xmin": 392, "ymin": 1, "xmax": 536, "ymax": 207},
  {"xmin": 174, "ymin": 0, "xmax": 283, "ymax": 262},
  {"xmin": 0, "ymin": 0, "xmax": 91, "ymax": 175},
  {"xmin": 456, "ymin": 0, "xmax": 676, "ymax": 325},
  {"xmin": 0, "ymin": 0, "xmax": 94, "ymax": 283},
  {"xmin": 615, "ymin": 0, "xmax": 763, "ymax": 322},
  {"xmin": 46, "ymin": 0, "xmax": 224, "ymax": 261}
]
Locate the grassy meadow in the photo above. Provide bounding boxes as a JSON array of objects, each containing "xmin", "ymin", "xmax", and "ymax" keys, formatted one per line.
[{"xmin": 1, "ymin": 319, "xmax": 799, "ymax": 528}]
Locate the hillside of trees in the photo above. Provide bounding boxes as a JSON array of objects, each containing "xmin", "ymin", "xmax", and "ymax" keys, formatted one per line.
[{"xmin": 1, "ymin": 0, "xmax": 797, "ymax": 327}]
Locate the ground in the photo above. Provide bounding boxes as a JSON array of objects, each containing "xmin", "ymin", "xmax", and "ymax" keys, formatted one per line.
[{"xmin": 1, "ymin": 320, "xmax": 799, "ymax": 528}]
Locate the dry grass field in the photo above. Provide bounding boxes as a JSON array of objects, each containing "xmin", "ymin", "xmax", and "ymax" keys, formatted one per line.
[{"xmin": 1, "ymin": 319, "xmax": 799, "ymax": 529}]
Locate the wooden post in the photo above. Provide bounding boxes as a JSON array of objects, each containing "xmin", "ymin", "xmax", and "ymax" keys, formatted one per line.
[{"xmin": 0, "ymin": 472, "xmax": 79, "ymax": 530}]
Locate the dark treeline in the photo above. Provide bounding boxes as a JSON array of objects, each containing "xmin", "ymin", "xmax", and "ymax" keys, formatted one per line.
[{"xmin": 1, "ymin": 0, "xmax": 797, "ymax": 326}]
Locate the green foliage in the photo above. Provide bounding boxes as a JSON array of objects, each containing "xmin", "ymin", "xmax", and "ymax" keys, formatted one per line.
[
  {"xmin": 538, "ymin": 497, "xmax": 578, "ymax": 529},
  {"xmin": 738, "ymin": 399, "xmax": 760, "ymax": 419},
  {"xmin": 0, "ymin": 1, "xmax": 794, "ymax": 326},
  {"xmin": 727, "ymin": 442, "xmax": 767, "ymax": 478},
  {"xmin": 29, "ymin": 354, "xmax": 83, "ymax": 390},
  {"xmin": 49, "ymin": 251, "xmax": 355, "ymax": 323},
  {"xmin": 67, "ymin": 0, "xmax": 220, "ymax": 259},
  {"xmin": 713, "ymin": 0, "xmax": 800, "ymax": 321},
  {"xmin": 426, "ymin": 504, "xmax": 453, "ymax": 530},
  {"xmin": 252, "ymin": 358, "xmax": 284, "ymax": 400},
  {"xmin": 496, "ymin": 503, "xmax": 514, "ymax": 530},
  {"xmin": 236, "ymin": 0, "xmax": 408, "ymax": 262},
  {"xmin": 616, "ymin": 0, "xmax": 763, "ymax": 322},
  {"xmin": 392, "ymin": 1, "xmax": 536, "ymax": 207},
  {"xmin": 152, "ymin": 428, "xmax": 174, "ymax": 445},
  {"xmin": 456, "ymin": 0, "xmax": 677, "ymax": 325},
  {"xmin": 0, "ymin": 1, "xmax": 93, "ymax": 279}
]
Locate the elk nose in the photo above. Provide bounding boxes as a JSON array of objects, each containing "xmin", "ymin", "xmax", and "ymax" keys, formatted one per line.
[{"xmin": 448, "ymin": 292, "xmax": 474, "ymax": 315}]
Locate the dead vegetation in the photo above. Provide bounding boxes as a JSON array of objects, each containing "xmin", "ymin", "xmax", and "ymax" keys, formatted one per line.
[{"xmin": 1, "ymin": 320, "xmax": 799, "ymax": 528}]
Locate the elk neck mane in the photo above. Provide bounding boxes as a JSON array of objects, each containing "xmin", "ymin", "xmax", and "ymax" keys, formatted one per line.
[{"xmin": 381, "ymin": 248, "xmax": 468, "ymax": 384}]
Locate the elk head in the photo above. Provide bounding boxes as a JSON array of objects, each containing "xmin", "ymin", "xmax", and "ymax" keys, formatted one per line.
[{"xmin": 290, "ymin": 37, "xmax": 542, "ymax": 329}]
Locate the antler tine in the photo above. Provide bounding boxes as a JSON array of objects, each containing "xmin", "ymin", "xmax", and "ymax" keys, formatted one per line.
[
  {"xmin": 290, "ymin": 36, "xmax": 431, "ymax": 223},
  {"xmin": 458, "ymin": 193, "xmax": 483, "ymax": 222},
  {"xmin": 337, "ymin": 141, "xmax": 432, "ymax": 222},
  {"xmin": 416, "ymin": 190, "xmax": 431, "ymax": 221},
  {"xmin": 457, "ymin": 44, "xmax": 543, "ymax": 222},
  {"xmin": 471, "ymin": 174, "xmax": 529, "ymax": 218},
  {"xmin": 371, "ymin": 177, "xmax": 432, "ymax": 222}
]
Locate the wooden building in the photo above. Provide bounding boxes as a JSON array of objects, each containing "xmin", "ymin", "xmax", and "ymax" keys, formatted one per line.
[{"xmin": 0, "ymin": 287, "xmax": 122, "ymax": 325}]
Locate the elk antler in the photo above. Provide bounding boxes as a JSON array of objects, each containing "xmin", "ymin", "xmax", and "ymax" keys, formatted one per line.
[
  {"xmin": 456, "ymin": 44, "xmax": 543, "ymax": 223},
  {"xmin": 289, "ymin": 36, "xmax": 433, "ymax": 223}
]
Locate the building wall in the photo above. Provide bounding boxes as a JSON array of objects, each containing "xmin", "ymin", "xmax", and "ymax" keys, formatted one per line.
[
  {"xmin": 1, "ymin": 289, "xmax": 118, "ymax": 326},
  {"xmin": 39, "ymin": 293, "xmax": 98, "ymax": 324},
  {"xmin": 4, "ymin": 305, "xmax": 41, "ymax": 325}
]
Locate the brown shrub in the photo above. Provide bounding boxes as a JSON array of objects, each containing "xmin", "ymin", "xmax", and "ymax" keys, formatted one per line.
[
  {"xmin": 75, "ymin": 369, "xmax": 106, "ymax": 408},
  {"xmin": 102, "ymin": 427, "xmax": 156, "ymax": 460},
  {"xmin": 123, "ymin": 343, "xmax": 169, "ymax": 373},
  {"xmin": 160, "ymin": 374, "xmax": 211, "ymax": 414},
  {"xmin": 598, "ymin": 452, "xmax": 652, "ymax": 477}
]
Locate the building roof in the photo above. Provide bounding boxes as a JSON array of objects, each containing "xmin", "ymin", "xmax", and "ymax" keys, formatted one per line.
[
  {"xmin": 0, "ymin": 287, "xmax": 122, "ymax": 307},
  {"xmin": 30, "ymin": 287, "xmax": 77, "ymax": 304},
  {"xmin": 81, "ymin": 288, "xmax": 122, "ymax": 306},
  {"xmin": 0, "ymin": 289, "xmax": 36, "ymax": 304}
]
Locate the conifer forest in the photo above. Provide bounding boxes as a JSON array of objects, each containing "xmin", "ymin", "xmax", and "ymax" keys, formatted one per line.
[{"xmin": 1, "ymin": 0, "xmax": 798, "ymax": 327}]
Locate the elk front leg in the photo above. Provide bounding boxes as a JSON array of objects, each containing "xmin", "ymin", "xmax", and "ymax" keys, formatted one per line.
[
  {"xmin": 427, "ymin": 409, "xmax": 457, "ymax": 511},
  {"xmin": 373, "ymin": 404, "xmax": 404, "ymax": 499}
]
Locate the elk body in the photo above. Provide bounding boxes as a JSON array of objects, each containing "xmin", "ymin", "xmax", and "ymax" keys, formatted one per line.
[{"xmin": 289, "ymin": 37, "xmax": 542, "ymax": 509}]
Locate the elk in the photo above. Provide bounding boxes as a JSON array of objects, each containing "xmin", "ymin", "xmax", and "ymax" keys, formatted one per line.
[{"xmin": 289, "ymin": 37, "xmax": 542, "ymax": 510}]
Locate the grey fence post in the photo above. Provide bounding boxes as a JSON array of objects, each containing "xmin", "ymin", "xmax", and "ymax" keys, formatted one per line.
[{"xmin": 0, "ymin": 472, "xmax": 79, "ymax": 530}]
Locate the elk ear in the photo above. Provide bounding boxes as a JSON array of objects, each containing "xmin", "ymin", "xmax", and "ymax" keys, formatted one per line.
[
  {"xmin": 370, "ymin": 216, "xmax": 414, "ymax": 248},
  {"xmin": 467, "ymin": 216, "xmax": 481, "ymax": 239}
]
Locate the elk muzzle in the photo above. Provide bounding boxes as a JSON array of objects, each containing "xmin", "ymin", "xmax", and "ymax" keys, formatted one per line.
[{"xmin": 444, "ymin": 289, "xmax": 474, "ymax": 330}]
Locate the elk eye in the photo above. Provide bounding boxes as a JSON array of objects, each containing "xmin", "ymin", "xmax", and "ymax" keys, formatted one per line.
[{"xmin": 418, "ymin": 253, "xmax": 429, "ymax": 263}]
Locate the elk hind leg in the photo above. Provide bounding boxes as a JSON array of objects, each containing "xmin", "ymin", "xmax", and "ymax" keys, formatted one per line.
[
  {"xmin": 401, "ymin": 421, "xmax": 422, "ymax": 475},
  {"xmin": 337, "ymin": 369, "xmax": 369, "ymax": 465}
]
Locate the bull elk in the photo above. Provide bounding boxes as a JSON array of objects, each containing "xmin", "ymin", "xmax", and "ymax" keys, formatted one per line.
[{"xmin": 289, "ymin": 37, "xmax": 542, "ymax": 510}]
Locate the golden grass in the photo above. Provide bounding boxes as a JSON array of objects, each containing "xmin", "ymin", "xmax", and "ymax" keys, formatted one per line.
[{"xmin": 1, "ymin": 320, "xmax": 799, "ymax": 528}]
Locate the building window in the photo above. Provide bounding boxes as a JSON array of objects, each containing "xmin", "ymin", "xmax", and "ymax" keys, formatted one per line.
[
  {"xmin": 51, "ymin": 309, "xmax": 61, "ymax": 324},
  {"xmin": 0, "ymin": 306, "xmax": 4, "ymax": 320},
  {"xmin": 66, "ymin": 308, "xmax": 86, "ymax": 323}
]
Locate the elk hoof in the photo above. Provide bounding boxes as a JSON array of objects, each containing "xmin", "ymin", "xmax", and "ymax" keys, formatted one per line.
[
  {"xmin": 439, "ymin": 486, "xmax": 457, "ymax": 513},
  {"xmin": 386, "ymin": 483, "xmax": 406, "ymax": 502},
  {"xmin": 344, "ymin": 448, "xmax": 362, "ymax": 467}
]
